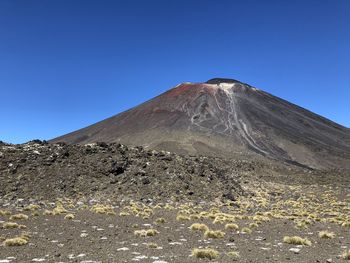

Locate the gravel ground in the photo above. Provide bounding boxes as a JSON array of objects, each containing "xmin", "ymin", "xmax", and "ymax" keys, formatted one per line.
[{"xmin": 0, "ymin": 184, "xmax": 349, "ymax": 263}]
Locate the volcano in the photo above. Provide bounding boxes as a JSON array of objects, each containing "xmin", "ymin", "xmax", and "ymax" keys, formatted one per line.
[{"xmin": 51, "ymin": 78, "xmax": 350, "ymax": 169}]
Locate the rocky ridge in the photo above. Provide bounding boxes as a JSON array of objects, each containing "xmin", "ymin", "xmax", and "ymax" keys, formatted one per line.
[{"xmin": 1, "ymin": 140, "xmax": 348, "ymax": 204}]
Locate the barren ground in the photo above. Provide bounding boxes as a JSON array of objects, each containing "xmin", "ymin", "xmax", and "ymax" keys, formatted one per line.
[{"xmin": 1, "ymin": 183, "xmax": 349, "ymax": 263}]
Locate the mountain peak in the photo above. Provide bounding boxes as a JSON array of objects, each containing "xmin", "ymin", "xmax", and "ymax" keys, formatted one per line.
[
  {"xmin": 205, "ymin": 78, "xmax": 241, "ymax": 84},
  {"xmin": 51, "ymin": 78, "xmax": 350, "ymax": 169}
]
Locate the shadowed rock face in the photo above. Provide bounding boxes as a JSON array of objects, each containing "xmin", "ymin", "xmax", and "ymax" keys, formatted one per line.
[{"xmin": 51, "ymin": 79, "xmax": 350, "ymax": 169}]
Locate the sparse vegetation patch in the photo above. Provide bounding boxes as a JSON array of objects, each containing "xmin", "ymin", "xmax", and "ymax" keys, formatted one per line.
[
  {"xmin": 318, "ymin": 230, "xmax": 335, "ymax": 239},
  {"xmin": 192, "ymin": 248, "xmax": 219, "ymax": 260},
  {"xmin": 283, "ymin": 236, "xmax": 311, "ymax": 246},
  {"xmin": 9, "ymin": 213, "xmax": 28, "ymax": 220}
]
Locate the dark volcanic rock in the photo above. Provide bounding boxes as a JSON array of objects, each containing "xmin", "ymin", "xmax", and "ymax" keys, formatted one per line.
[
  {"xmin": 1, "ymin": 141, "xmax": 349, "ymax": 202},
  {"xmin": 0, "ymin": 142, "xmax": 248, "ymax": 201},
  {"xmin": 50, "ymin": 78, "xmax": 350, "ymax": 170}
]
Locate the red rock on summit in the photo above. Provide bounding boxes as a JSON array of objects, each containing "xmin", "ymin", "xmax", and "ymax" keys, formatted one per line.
[{"xmin": 51, "ymin": 78, "xmax": 350, "ymax": 169}]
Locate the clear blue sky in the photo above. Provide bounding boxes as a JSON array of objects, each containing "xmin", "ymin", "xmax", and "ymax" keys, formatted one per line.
[{"xmin": 1, "ymin": 0, "xmax": 349, "ymax": 144}]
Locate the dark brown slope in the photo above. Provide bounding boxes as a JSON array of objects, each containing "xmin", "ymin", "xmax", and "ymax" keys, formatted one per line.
[{"xmin": 51, "ymin": 78, "xmax": 350, "ymax": 169}]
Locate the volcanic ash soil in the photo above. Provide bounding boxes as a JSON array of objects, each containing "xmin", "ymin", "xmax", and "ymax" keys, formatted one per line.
[
  {"xmin": 0, "ymin": 141, "xmax": 349, "ymax": 262},
  {"xmin": 0, "ymin": 185, "xmax": 349, "ymax": 263}
]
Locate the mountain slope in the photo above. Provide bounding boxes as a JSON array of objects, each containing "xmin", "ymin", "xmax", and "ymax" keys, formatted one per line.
[{"xmin": 51, "ymin": 78, "xmax": 350, "ymax": 169}]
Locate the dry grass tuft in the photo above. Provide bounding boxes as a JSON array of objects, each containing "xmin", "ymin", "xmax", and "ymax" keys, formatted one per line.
[
  {"xmin": 253, "ymin": 215, "xmax": 270, "ymax": 222},
  {"xmin": 147, "ymin": 242, "xmax": 158, "ymax": 249},
  {"xmin": 164, "ymin": 204, "xmax": 174, "ymax": 210},
  {"xmin": 24, "ymin": 204, "xmax": 40, "ymax": 211},
  {"xmin": 43, "ymin": 210, "xmax": 54, "ymax": 216},
  {"xmin": 2, "ymin": 222, "xmax": 19, "ymax": 229},
  {"xmin": 190, "ymin": 223, "xmax": 209, "ymax": 232},
  {"xmin": 192, "ymin": 248, "xmax": 219, "ymax": 260},
  {"xmin": 134, "ymin": 229, "xmax": 159, "ymax": 237},
  {"xmin": 155, "ymin": 217, "xmax": 166, "ymax": 224},
  {"xmin": 241, "ymin": 227, "xmax": 252, "ymax": 234},
  {"xmin": 225, "ymin": 223, "xmax": 239, "ymax": 231},
  {"xmin": 80, "ymin": 204, "xmax": 89, "ymax": 210},
  {"xmin": 342, "ymin": 250, "xmax": 350, "ymax": 260},
  {"xmin": 9, "ymin": 213, "xmax": 28, "ymax": 220},
  {"xmin": 3, "ymin": 237, "xmax": 28, "ymax": 246},
  {"xmin": 64, "ymin": 213, "xmax": 75, "ymax": 220},
  {"xmin": 295, "ymin": 221, "xmax": 308, "ymax": 229},
  {"xmin": 53, "ymin": 204, "xmax": 68, "ymax": 215},
  {"xmin": 119, "ymin": 211, "xmax": 130, "ymax": 216},
  {"xmin": 0, "ymin": 209, "xmax": 11, "ymax": 216},
  {"xmin": 204, "ymin": 229, "xmax": 225, "ymax": 239},
  {"xmin": 249, "ymin": 222, "xmax": 259, "ymax": 229},
  {"xmin": 2, "ymin": 222, "xmax": 26, "ymax": 229},
  {"xmin": 190, "ymin": 214, "xmax": 201, "ymax": 220},
  {"xmin": 90, "ymin": 204, "xmax": 116, "ymax": 215},
  {"xmin": 176, "ymin": 214, "xmax": 190, "ymax": 221},
  {"xmin": 342, "ymin": 222, "xmax": 350, "ymax": 227},
  {"xmin": 318, "ymin": 230, "xmax": 335, "ymax": 239},
  {"xmin": 283, "ymin": 236, "xmax": 311, "ymax": 246},
  {"xmin": 31, "ymin": 211, "xmax": 39, "ymax": 217},
  {"xmin": 3, "ymin": 233, "xmax": 30, "ymax": 246},
  {"xmin": 227, "ymin": 250, "xmax": 240, "ymax": 259}
]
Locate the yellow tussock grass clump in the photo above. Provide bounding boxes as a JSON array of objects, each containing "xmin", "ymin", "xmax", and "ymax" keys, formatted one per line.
[
  {"xmin": 90, "ymin": 204, "xmax": 116, "ymax": 215},
  {"xmin": 2, "ymin": 222, "xmax": 19, "ymax": 229},
  {"xmin": 0, "ymin": 209, "xmax": 11, "ymax": 216},
  {"xmin": 253, "ymin": 215, "xmax": 270, "ymax": 222},
  {"xmin": 341, "ymin": 222, "xmax": 350, "ymax": 227},
  {"xmin": 2, "ymin": 222, "xmax": 27, "ymax": 229},
  {"xmin": 342, "ymin": 250, "xmax": 350, "ymax": 260},
  {"xmin": 80, "ymin": 204, "xmax": 89, "ymax": 210},
  {"xmin": 134, "ymin": 229, "xmax": 159, "ymax": 237},
  {"xmin": 212, "ymin": 214, "xmax": 235, "ymax": 224},
  {"xmin": 190, "ymin": 214, "xmax": 201, "ymax": 220},
  {"xmin": 43, "ymin": 210, "xmax": 54, "ymax": 216},
  {"xmin": 119, "ymin": 211, "xmax": 130, "ymax": 216},
  {"xmin": 212, "ymin": 216, "xmax": 225, "ymax": 224},
  {"xmin": 142, "ymin": 214, "xmax": 150, "ymax": 220},
  {"xmin": 249, "ymin": 223, "xmax": 259, "ymax": 229},
  {"xmin": 3, "ymin": 237, "xmax": 28, "ymax": 246},
  {"xmin": 227, "ymin": 251, "xmax": 240, "ymax": 259},
  {"xmin": 155, "ymin": 217, "xmax": 166, "ymax": 224},
  {"xmin": 190, "ymin": 223, "xmax": 209, "ymax": 232},
  {"xmin": 3, "ymin": 233, "xmax": 30, "ymax": 246},
  {"xmin": 295, "ymin": 221, "xmax": 308, "ymax": 229},
  {"xmin": 176, "ymin": 214, "xmax": 190, "ymax": 221},
  {"xmin": 147, "ymin": 242, "xmax": 158, "ymax": 249},
  {"xmin": 32, "ymin": 211, "xmax": 39, "ymax": 217},
  {"xmin": 53, "ymin": 204, "xmax": 68, "ymax": 215},
  {"xmin": 241, "ymin": 227, "xmax": 252, "ymax": 234},
  {"xmin": 24, "ymin": 204, "xmax": 40, "ymax": 211},
  {"xmin": 225, "ymin": 223, "xmax": 239, "ymax": 231},
  {"xmin": 9, "ymin": 214, "xmax": 28, "ymax": 220},
  {"xmin": 318, "ymin": 230, "xmax": 335, "ymax": 239},
  {"xmin": 192, "ymin": 248, "xmax": 219, "ymax": 259},
  {"xmin": 64, "ymin": 213, "xmax": 75, "ymax": 220},
  {"xmin": 164, "ymin": 204, "xmax": 174, "ymax": 210},
  {"xmin": 152, "ymin": 204, "xmax": 162, "ymax": 209},
  {"xmin": 204, "ymin": 230, "xmax": 225, "ymax": 239},
  {"xmin": 283, "ymin": 236, "xmax": 311, "ymax": 246}
]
